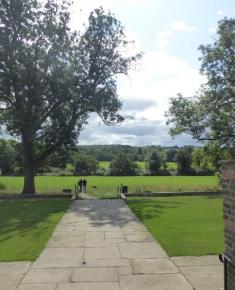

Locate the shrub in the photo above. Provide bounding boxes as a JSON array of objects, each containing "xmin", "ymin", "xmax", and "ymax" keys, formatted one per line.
[{"xmin": 0, "ymin": 182, "xmax": 6, "ymax": 191}]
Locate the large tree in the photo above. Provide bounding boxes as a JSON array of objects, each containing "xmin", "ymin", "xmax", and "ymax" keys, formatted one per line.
[
  {"xmin": 166, "ymin": 18, "xmax": 235, "ymax": 148},
  {"xmin": 148, "ymin": 151, "xmax": 162, "ymax": 175},
  {"xmin": 0, "ymin": 0, "xmax": 140, "ymax": 193},
  {"xmin": 110, "ymin": 154, "xmax": 137, "ymax": 176}
]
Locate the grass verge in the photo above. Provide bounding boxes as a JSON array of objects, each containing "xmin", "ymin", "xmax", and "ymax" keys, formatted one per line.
[
  {"xmin": 127, "ymin": 196, "xmax": 224, "ymax": 256},
  {"xmin": 0, "ymin": 176, "xmax": 219, "ymax": 199},
  {"xmin": 0, "ymin": 199, "xmax": 71, "ymax": 261}
]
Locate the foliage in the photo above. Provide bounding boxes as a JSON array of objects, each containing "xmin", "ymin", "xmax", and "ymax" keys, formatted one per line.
[
  {"xmin": 148, "ymin": 151, "xmax": 162, "ymax": 175},
  {"xmin": 0, "ymin": 0, "xmax": 140, "ymax": 193},
  {"xmin": 128, "ymin": 196, "xmax": 223, "ymax": 256},
  {"xmin": 0, "ymin": 181, "xmax": 6, "ymax": 191},
  {"xmin": 0, "ymin": 139, "xmax": 17, "ymax": 174},
  {"xmin": 176, "ymin": 149, "xmax": 192, "ymax": 175},
  {"xmin": 166, "ymin": 148, "xmax": 178, "ymax": 162},
  {"xmin": 74, "ymin": 155, "xmax": 98, "ymax": 176},
  {"xmin": 0, "ymin": 199, "xmax": 71, "ymax": 261},
  {"xmin": 110, "ymin": 154, "xmax": 138, "ymax": 176},
  {"xmin": 166, "ymin": 18, "xmax": 235, "ymax": 148}
]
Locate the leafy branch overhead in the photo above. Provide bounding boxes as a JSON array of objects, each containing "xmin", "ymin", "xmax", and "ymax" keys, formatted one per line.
[
  {"xmin": 0, "ymin": 0, "xmax": 141, "ymax": 193},
  {"xmin": 166, "ymin": 18, "xmax": 235, "ymax": 148}
]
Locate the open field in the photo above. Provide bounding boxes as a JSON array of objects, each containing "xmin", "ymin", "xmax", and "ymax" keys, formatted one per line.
[
  {"xmin": 128, "ymin": 196, "xmax": 224, "ymax": 256},
  {"xmin": 0, "ymin": 199, "xmax": 71, "ymax": 261},
  {"xmin": 99, "ymin": 161, "xmax": 178, "ymax": 170},
  {"xmin": 0, "ymin": 176, "xmax": 219, "ymax": 199}
]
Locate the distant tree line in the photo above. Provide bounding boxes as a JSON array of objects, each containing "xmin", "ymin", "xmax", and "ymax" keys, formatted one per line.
[{"xmin": 0, "ymin": 140, "xmax": 234, "ymax": 176}]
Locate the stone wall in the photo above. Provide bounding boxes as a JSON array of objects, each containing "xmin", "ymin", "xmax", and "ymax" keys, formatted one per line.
[{"xmin": 221, "ymin": 160, "xmax": 235, "ymax": 290}]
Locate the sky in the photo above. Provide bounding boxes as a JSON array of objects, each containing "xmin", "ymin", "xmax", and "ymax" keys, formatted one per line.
[{"xmin": 69, "ymin": 0, "xmax": 235, "ymax": 147}]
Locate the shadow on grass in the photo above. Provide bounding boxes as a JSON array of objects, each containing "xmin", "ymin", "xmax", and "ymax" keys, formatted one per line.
[
  {"xmin": 127, "ymin": 199, "xmax": 185, "ymax": 221},
  {"xmin": 0, "ymin": 199, "xmax": 71, "ymax": 243}
]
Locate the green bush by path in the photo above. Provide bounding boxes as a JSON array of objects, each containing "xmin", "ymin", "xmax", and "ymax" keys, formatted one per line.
[
  {"xmin": 0, "ymin": 199, "xmax": 71, "ymax": 261},
  {"xmin": 128, "ymin": 196, "xmax": 224, "ymax": 256},
  {"xmin": 0, "ymin": 176, "xmax": 219, "ymax": 199}
]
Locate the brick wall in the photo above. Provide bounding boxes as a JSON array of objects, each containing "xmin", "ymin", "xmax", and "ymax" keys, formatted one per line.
[{"xmin": 221, "ymin": 160, "xmax": 235, "ymax": 290}]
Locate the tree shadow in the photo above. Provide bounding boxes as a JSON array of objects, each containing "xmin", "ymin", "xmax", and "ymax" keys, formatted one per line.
[
  {"xmin": 0, "ymin": 199, "xmax": 71, "ymax": 243},
  {"xmin": 127, "ymin": 199, "xmax": 185, "ymax": 220},
  {"xmin": 67, "ymin": 198, "xmax": 184, "ymax": 228}
]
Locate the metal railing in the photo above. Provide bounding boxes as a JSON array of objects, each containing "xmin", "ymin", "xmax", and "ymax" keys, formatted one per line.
[{"xmin": 219, "ymin": 253, "xmax": 231, "ymax": 290}]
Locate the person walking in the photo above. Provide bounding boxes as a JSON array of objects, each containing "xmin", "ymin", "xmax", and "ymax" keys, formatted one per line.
[
  {"xmin": 78, "ymin": 178, "xmax": 82, "ymax": 192},
  {"xmin": 82, "ymin": 178, "xmax": 87, "ymax": 193}
]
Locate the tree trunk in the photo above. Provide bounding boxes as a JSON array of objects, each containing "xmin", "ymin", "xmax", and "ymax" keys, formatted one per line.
[{"xmin": 22, "ymin": 137, "xmax": 36, "ymax": 194}]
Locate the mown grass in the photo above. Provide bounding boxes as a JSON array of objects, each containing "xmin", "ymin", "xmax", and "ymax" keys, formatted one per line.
[
  {"xmin": 0, "ymin": 199, "xmax": 71, "ymax": 261},
  {"xmin": 0, "ymin": 176, "xmax": 219, "ymax": 199},
  {"xmin": 128, "ymin": 196, "xmax": 224, "ymax": 256}
]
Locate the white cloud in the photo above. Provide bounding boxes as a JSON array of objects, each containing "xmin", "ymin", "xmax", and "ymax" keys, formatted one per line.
[
  {"xmin": 170, "ymin": 20, "xmax": 197, "ymax": 32},
  {"xmin": 217, "ymin": 10, "xmax": 225, "ymax": 16},
  {"xmin": 79, "ymin": 50, "xmax": 205, "ymax": 145},
  {"xmin": 66, "ymin": 1, "xmax": 203, "ymax": 146},
  {"xmin": 209, "ymin": 27, "xmax": 217, "ymax": 33},
  {"xmin": 118, "ymin": 50, "xmax": 205, "ymax": 122},
  {"xmin": 156, "ymin": 29, "xmax": 174, "ymax": 50},
  {"xmin": 156, "ymin": 20, "xmax": 197, "ymax": 50}
]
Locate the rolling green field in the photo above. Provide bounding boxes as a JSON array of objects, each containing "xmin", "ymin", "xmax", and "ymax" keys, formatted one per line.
[
  {"xmin": 0, "ymin": 176, "xmax": 219, "ymax": 199},
  {"xmin": 99, "ymin": 161, "xmax": 177, "ymax": 170},
  {"xmin": 128, "ymin": 196, "xmax": 224, "ymax": 256},
  {"xmin": 0, "ymin": 199, "xmax": 71, "ymax": 261}
]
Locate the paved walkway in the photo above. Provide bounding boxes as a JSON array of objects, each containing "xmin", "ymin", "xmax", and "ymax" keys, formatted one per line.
[
  {"xmin": 0, "ymin": 200, "xmax": 223, "ymax": 290},
  {"xmin": 172, "ymin": 256, "xmax": 223, "ymax": 290}
]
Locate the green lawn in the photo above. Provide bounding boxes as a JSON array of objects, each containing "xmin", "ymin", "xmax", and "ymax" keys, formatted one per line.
[
  {"xmin": 0, "ymin": 176, "xmax": 219, "ymax": 199},
  {"xmin": 0, "ymin": 199, "xmax": 71, "ymax": 261},
  {"xmin": 128, "ymin": 196, "xmax": 224, "ymax": 256}
]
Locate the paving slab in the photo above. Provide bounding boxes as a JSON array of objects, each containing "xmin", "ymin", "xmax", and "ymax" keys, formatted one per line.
[
  {"xmin": 119, "ymin": 242, "xmax": 167, "ymax": 258},
  {"xmin": 105, "ymin": 231, "xmax": 125, "ymax": 239},
  {"xmin": 0, "ymin": 275, "xmax": 22, "ymax": 290},
  {"xmin": 120, "ymin": 274, "xmax": 192, "ymax": 290},
  {"xmin": 171, "ymin": 255, "xmax": 221, "ymax": 266},
  {"xmin": 47, "ymin": 235, "xmax": 84, "ymax": 248},
  {"xmin": 22, "ymin": 268, "xmax": 71, "ymax": 284},
  {"xmin": 125, "ymin": 231, "xmax": 154, "ymax": 242},
  {"xmin": 180, "ymin": 264, "xmax": 223, "ymax": 276},
  {"xmin": 84, "ymin": 258, "xmax": 130, "ymax": 268},
  {"xmin": 84, "ymin": 238, "xmax": 124, "ymax": 247},
  {"xmin": 33, "ymin": 248, "xmax": 84, "ymax": 268},
  {"xmin": 132, "ymin": 258, "xmax": 179, "ymax": 274},
  {"xmin": 57, "ymin": 282, "xmax": 119, "ymax": 290},
  {"xmin": 71, "ymin": 268, "xmax": 118, "ymax": 282},
  {"xmin": 18, "ymin": 284, "xmax": 57, "ymax": 290},
  {"xmin": 172, "ymin": 255, "xmax": 224, "ymax": 290},
  {"xmin": 0, "ymin": 262, "xmax": 31, "ymax": 275},
  {"xmin": 84, "ymin": 246, "xmax": 120, "ymax": 259},
  {"xmin": 17, "ymin": 200, "xmax": 224, "ymax": 290},
  {"xmin": 186, "ymin": 274, "xmax": 224, "ymax": 290}
]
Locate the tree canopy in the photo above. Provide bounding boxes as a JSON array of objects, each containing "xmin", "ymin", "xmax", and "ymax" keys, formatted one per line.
[
  {"xmin": 0, "ymin": 0, "xmax": 141, "ymax": 193},
  {"xmin": 166, "ymin": 18, "xmax": 235, "ymax": 148},
  {"xmin": 110, "ymin": 154, "xmax": 137, "ymax": 176}
]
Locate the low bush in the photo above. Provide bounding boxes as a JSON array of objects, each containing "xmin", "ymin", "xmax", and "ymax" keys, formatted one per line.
[{"xmin": 0, "ymin": 182, "xmax": 6, "ymax": 191}]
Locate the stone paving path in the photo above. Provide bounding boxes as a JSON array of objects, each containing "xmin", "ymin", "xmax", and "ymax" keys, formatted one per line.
[
  {"xmin": 0, "ymin": 199, "xmax": 223, "ymax": 290},
  {"xmin": 17, "ymin": 200, "xmax": 193, "ymax": 290},
  {"xmin": 172, "ymin": 256, "xmax": 223, "ymax": 290}
]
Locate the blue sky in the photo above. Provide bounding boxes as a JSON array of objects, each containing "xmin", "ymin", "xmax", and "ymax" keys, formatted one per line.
[{"xmin": 70, "ymin": 0, "xmax": 235, "ymax": 146}]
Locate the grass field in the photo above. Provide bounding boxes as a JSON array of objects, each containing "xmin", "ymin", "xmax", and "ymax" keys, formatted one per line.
[
  {"xmin": 128, "ymin": 196, "xmax": 224, "ymax": 256},
  {"xmin": 99, "ymin": 161, "xmax": 177, "ymax": 170},
  {"xmin": 0, "ymin": 176, "xmax": 219, "ymax": 199},
  {"xmin": 0, "ymin": 199, "xmax": 71, "ymax": 261}
]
